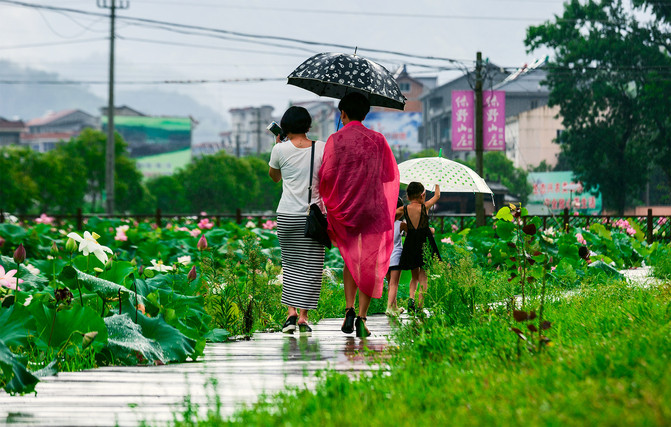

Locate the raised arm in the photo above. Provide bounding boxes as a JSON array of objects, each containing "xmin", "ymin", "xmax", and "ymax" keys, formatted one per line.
[{"xmin": 425, "ymin": 185, "xmax": 441, "ymax": 210}]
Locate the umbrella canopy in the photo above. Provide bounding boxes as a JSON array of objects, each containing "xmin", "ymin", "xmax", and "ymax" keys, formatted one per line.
[
  {"xmin": 287, "ymin": 52, "xmax": 406, "ymax": 110},
  {"xmin": 397, "ymin": 157, "xmax": 493, "ymax": 194}
]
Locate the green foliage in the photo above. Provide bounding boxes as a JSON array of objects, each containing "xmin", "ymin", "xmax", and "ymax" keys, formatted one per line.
[
  {"xmin": 463, "ymin": 152, "xmax": 532, "ymax": 203},
  {"xmin": 219, "ymin": 279, "xmax": 671, "ymax": 426},
  {"xmin": 525, "ymin": 0, "xmax": 671, "ymax": 213}
]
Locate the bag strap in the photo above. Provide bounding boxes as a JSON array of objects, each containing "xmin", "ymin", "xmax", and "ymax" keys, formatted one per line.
[{"xmin": 307, "ymin": 141, "xmax": 315, "ymax": 210}]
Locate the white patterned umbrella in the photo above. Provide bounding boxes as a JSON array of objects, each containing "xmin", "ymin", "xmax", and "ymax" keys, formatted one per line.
[
  {"xmin": 397, "ymin": 157, "xmax": 493, "ymax": 194},
  {"xmin": 287, "ymin": 52, "xmax": 406, "ymax": 110}
]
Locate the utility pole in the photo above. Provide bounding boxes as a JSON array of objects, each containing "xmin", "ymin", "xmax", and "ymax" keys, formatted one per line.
[
  {"xmin": 475, "ymin": 51, "xmax": 485, "ymax": 226},
  {"xmin": 98, "ymin": 0, "xmax": 129, "ymax": 215}
]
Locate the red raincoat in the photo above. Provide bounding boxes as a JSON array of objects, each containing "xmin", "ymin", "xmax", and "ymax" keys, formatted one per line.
[{"xmin": 319, "ymin": 121, "xmax": 400, "ymax": 298}]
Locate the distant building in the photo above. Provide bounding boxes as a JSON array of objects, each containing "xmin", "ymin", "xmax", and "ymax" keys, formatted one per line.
[
  {"xmin": 0, "ymin": 117, "xmax": 25, "ymax": 147},
  {"xmin": 101, "ymin": 106, "xmax": 194, "ymax": 178},
  {"xmin": 21, "ymin": 109, "xmax": 99, "ymax": 152},
  {"xmin": 496, "ymin": 61, "xmax": 563, "ymax": 169},
  {"xmin": 372, "ymin": 65, "xmax": 437, "ymax": 113},
  {"xmin": 229, "ymin": 105, "xmax": 275, "ymax": 156}
]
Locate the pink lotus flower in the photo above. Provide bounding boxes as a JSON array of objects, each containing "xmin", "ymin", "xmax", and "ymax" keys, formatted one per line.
[
  {"xmin": 576, "ymin": 233, "xmax": 587, "ymax": 245},
  {"xmin": 35, "ymin": 213, "xmax": 55, "ymax": 225},
  {"xmin": 262, "ymin": 220, "xmax": 277, "ymax": 230},
  {"xmin": 190, "ymin": 228, "xmax": 202, "ymax": 238},
  {"xmin": 115, "ymin": 225, "xmax": 129, "ymax": 241},
  {"xmin": 626, "ymin": 227, "xmax": 636, "ymax": 236},
  {"xmin": 451, "ymin": 224, "xmax": 459, "ymax": 232},
  {"xmin": 0, "ymin": 265, "xmax": 24, "ymax": 290},
  {"xmin": 441, "ymin": 237, "xmax": 454, "ymax": 245},
  {"xmin": 658, "ymin": 217, "xmax": 668, "ymax": 225},
  {"xmin": 197, "ymin": 235, "xmax": 208, "ymax": 251},
  {"xmin": 197, "ymin": 218, "xmax": 214, "ymax": 230}
]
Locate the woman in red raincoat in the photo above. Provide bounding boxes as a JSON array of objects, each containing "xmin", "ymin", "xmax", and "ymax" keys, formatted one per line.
[{"xmin": 319, "ymin": 92, "xmax": 400, "ymax": 337}]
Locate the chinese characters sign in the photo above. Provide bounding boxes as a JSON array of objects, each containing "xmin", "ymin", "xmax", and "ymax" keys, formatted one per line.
[
  {"xmin": 527, "ymin": 171, "xmax": 603, "ymax": 215},
  {"xmin": 483, "ymin": 91, "xmax": 505, "ymax": 151},
  {"xmin": 451, "ymin": 91, "xmax": 474, "ymax": 151},
  {"xmin": 451, "ymin": 90, "xmax": 506, "ymax": 151}
]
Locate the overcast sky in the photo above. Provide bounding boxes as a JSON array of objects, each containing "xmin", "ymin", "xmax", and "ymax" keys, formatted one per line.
[{"xmin": 0, "ymin": 0, "xmax": 567, "ymax": 120}]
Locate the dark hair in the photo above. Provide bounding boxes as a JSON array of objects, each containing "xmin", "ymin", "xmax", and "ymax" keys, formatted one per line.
[
  {"xmin": 280, "ymin": 106, "xmax": 312, "ymax": 134},
  {"xmin": 406, "ymin": 182, "xmax": 425, "ymax": 200},
  {"xmin": 396, "ymin": 197, "xmax": 404, "ymax": 208},
  {"xmin": 338, "ymin": 92, "xmax": 370, "ymax": 121}
]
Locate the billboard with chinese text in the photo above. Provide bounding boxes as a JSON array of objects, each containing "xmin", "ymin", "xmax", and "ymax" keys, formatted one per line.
[
  {"xmin": 333, "ymin": 111, "xmax": 423, "ymax": 153},
  {"xmin": 527, "ymin": 171, "xmax": 602, "ymax": 215},
  {"xmin": 451, "ymin": 90, "xmax": 505, "ymax": 151}
]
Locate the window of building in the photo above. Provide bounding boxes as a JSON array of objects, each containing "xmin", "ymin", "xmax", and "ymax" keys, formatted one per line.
[
  {"xmin": 399, "ymin": 82, "xmax": 411, "ymax": 92},
  {"xmin": 530, "ymin": 100, "xmax": 538, "ymax": 109}
]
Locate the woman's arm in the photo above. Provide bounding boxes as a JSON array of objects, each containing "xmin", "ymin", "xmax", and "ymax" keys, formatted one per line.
[
  {"xmin": 425, "ymin": 185, "xmax": 441, "ymax": 210},
  {"xmin": 269, "ymin": 167, "xmax": 282, "ymax": 183},
  {"xmin": 395, "ymin": 205, "xmax": 404, "ymax": 220}
]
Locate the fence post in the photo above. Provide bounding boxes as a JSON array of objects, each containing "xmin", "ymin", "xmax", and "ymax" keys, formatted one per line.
[
  {"xmin": 0, "ymin": 208, "xmax": 4, "ymax": 223},
  {"xmin": 440, "ymin": 217, "xmax": 444, "ymax": 234},
  {"xmin": 647, "ymin": 208, "xmax": 653, "ymax": 244},
  {"xmin": 76, "ymin": 208, "xmax": 83, "ymax": 231},
  {"xmin": 155, "ymin": 208, "xmax": 162, "ymax": 229},
  {"xmin": 236, "ymin": 208, "xmax": 242, "ymax": 224},
  {"xmin": 216, "ymin": 215, "xmax": 221, "ymax": 227},
  {"xmin": 563, "ymin": 208, "xmax": 569, "ymax": 232}
]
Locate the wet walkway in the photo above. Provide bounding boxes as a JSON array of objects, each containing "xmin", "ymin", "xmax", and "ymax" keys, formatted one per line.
[{"xmin": 0, "ymin": 314, "xmax": 396, "ymax": 426}]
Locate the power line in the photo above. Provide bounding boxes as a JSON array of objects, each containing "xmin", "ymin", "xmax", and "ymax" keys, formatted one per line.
[
  {"xmin": 0, "ymin": 0, "xmax": 467, "ymax": 65},
  {"xmin": 0, "ymin": 77, "xmax": 287, "ymax": 84}
]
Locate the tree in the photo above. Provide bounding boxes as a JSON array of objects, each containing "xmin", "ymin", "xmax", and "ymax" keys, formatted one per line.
[
  {"xmin": 146, "ymin": 175, "xmax": 188, "ymax": 213},
  {"xmin": 0, "ymin": 146, "xmax": 39, "ymax": 214},
  {"xmin": 525, "ymin": 0, "xmax": 671, "ymax": 213},
  {"xmin": 463, "ymin": 152, "xmax": 532, "ymax": 204},
  {"xmin": 179, "ymin": 152, "xmax": 258, "ymax": 213},
  {"xmin": 30, "ymin": 148, "xmax": 87, "ymax": 214},
  {"xmin": 60, "ymin": 128, "xmax": 142, "ymax": 213}
]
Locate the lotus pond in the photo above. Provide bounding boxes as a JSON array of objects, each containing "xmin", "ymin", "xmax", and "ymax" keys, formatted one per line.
[{"xmin": 1, "ymin": 208, "xmax": 669, "ymax": 396}]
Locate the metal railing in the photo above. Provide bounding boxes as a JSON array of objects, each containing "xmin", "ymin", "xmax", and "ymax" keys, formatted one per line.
[{"xmin": 3, "ymin": 207, "xmax": 670, "ymax": 244}]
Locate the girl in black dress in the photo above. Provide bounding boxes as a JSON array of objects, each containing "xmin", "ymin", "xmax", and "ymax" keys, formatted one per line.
[{"xmin": 396, "ymin": 182, "xmax": 441, "ymax": 313}]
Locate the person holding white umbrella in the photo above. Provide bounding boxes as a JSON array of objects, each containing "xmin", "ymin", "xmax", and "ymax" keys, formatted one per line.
[{"xmin": 396, "ymin": 182, "xmax": 442, "ymax": 313}]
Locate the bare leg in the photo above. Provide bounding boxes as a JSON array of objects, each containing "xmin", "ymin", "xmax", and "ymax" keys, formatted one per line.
[
  {"xmin": 387, "ymin": 270, "xmax": 401, "ymax": 310},
  {"xmin": 417, "ymin": 268, "xmax": 428, "ymax": 307},
  {"xmin": 343, "ymin": 264, "xmax": 357, "ymax": 309},
  {"xmin": 298, "ymin": 309, "xmax": 309, "ymax": 324},
  {"xmin": 287, "ymin": 306, "xmax": 298, "ymax": 319},
  {"xmin": 358, "ymin": 292, "xmax": 371, "ymax": 318},
  {"xmin": 409, "ymin": 268, "xmax": 420, "ymax": 300}
]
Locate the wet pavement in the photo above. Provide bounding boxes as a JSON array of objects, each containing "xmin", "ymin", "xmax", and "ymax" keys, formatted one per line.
[{"xmin": 0, "ymin": 314, "xmax": 398, "ymax": 426}]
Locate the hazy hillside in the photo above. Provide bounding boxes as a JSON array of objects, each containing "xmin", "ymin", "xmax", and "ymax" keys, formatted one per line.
[{"xmin": 0, "ymin": 59, "xmax": 227, "ymax": 142}]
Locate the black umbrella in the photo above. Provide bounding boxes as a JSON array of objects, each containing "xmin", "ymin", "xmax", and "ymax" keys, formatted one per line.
[{"xmin": 287, "ymin": 52, "xmax": 406, "ymax": 110}]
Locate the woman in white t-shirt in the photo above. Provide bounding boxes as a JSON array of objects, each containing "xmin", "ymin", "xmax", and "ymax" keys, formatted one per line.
[{"xmin": 268, "ymin": 106, "xmax": 326, "ymax": 337}]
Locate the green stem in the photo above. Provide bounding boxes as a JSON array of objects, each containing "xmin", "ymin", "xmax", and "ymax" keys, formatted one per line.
[
  {"xmin": 15, "ymin": 262, "xmax": 20, "ymax": 292},
  {"xmin": 48, "ymin": 308, "xmax": 57, "ymax": 347},
  {"xmin": 538, "ymin": 268, "xmax": 547, "ymax": 353},
  {"xmin": 76, "ymin": 276, "xmax": 83, "ymax": 306}
]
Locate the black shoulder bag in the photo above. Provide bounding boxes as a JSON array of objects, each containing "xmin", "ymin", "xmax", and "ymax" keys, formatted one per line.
[{"xmin": 304, "ymin": 141, "xmax": 331, "ymax": 248}]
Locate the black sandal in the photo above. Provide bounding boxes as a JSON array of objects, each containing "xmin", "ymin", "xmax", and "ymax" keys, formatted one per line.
[
  {"xmin": 341, "ymin": 307, "xmax": 356, "ymax": 334},
  {"xmin": 282, "ymin": 315, "xmax": 298, "ymax": 333},
  {"xmin": 355, "ymin": 316, "xmax": 370, "ymax": 338}
]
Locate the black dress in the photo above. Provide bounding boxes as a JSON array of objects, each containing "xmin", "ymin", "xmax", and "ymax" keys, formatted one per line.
[{"xmin": 398, "ymin": 204, "xmax": 442, "ymax": 270}]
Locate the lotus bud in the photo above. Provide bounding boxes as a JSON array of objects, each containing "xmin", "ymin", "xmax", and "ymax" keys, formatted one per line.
[
  {"xmin": 197, "ymin": 235, "xmax": 208, "ymax": 251},
  {"xmin": 93, "ymin": 267, "xmax": 103, "ymax": 273},
  {"xmin": 65, "ymin": 237, "xmax": 77, "ymax": 253},
  {"xmin": 187, "ymin": 265, "xmax": 197, "ymax": 282},
  {"xmin": 13, "ymin": 243, "xmax": 26, "ymax": 264},
  {"xmin": 105, "ymin": 257, "xmax": 114, "ymax": 270},
  {"xmin": 82, "ymin": 331, "xmax": 98, "ymax": 349},
  {"xmin": 0, "ymin": 236, "xmax": 5, "ymax": 248},
  {"xmin": 50, "ymin": 242, "xmax": 59, "ymax": 256}
]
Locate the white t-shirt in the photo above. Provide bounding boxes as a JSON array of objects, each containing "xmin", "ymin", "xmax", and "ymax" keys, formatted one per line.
[{"xmin": 269, "ymin": 139, "xmax": 326, "ymax": 215}]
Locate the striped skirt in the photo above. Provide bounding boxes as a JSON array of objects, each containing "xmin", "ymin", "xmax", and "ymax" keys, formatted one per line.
[{"xmin": 277, "ymin": 214, "xmax": 325, "ymax": 310}]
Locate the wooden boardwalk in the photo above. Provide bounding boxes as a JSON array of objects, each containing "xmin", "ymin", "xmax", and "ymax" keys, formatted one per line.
[{"xmin": 0, "ymin": 314, "xmax": 398, "ymax": 426}]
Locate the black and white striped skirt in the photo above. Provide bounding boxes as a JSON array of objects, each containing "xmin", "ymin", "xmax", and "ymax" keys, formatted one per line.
[{"xmin": 277, "ymin": 214, "xmax": 325, "ymax": 310}]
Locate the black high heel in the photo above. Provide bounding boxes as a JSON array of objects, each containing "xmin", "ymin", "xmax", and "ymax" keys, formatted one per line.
[
  {"xmin": 355, "ymin": 316, "xmax": 370, "ymax": 338},
  {"xmin": 341, "ymin": 307, "xmax": 356, "ymax": 334}
]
